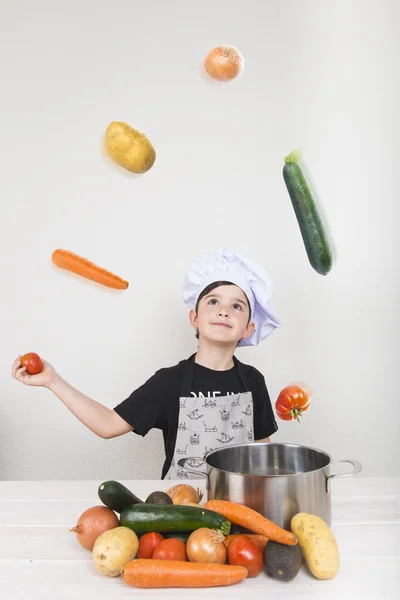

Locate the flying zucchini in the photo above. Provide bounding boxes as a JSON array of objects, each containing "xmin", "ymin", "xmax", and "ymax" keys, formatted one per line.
[{"xmin": 283, "ymin": 150, "xmax": 333, "ymax": 276}]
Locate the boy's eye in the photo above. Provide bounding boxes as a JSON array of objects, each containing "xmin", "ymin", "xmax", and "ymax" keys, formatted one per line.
[{"xmin": 207, "ymin": 298, "xmax": 243, "ymax": 311}]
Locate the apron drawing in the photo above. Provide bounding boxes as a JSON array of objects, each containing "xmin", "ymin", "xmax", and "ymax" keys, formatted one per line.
[{"xmin": 164, "ymin": 355, "xmax": 254, "ymax": 480}]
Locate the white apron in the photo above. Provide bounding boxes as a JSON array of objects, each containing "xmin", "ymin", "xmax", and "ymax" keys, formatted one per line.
[{"xmin": 164, "ymin": 355, "xmax": 254, "ymax": 480}]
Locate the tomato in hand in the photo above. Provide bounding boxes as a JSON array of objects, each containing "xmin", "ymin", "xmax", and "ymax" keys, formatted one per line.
[
  {"xmin": 152, "ymin": 538, "xmax": 187, "ymax": 561},
  {"xmin": 137, "ymin": 532, "xmax": 164, "ymax": 558},
  {"xmin": 227, "ymin": 534, "xmax": 263, "ymax": 577},
  {"xmin": 275, "ymin": 384, "xmax": 311, "ymax": 422},
  {"xmin": 20, "ymin": 352, "xmax": 43, "ymax": 375}
]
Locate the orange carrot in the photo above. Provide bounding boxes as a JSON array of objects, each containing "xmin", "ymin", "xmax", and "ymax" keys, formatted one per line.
[
  {"xmin": 123, "ymin": 559, "xmax": 248, "ymax": 588},
  {"xmin": 51, "ymin": 249, "xmax": 129, "ymax": 290},
  {"xmin": 204, "ymin": 500, "xmax": 297, "ymax": 546},
  {"xmin": 224, "ymin": 533, "xmax": 269, "ymax": 552}
]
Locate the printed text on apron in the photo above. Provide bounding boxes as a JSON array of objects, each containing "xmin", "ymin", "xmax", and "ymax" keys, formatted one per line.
[{"xmin": 164, "ymin": 356, "xmax": 254, "ymax": 480}]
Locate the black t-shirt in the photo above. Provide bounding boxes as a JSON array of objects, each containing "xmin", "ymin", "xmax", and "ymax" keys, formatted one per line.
[{"xmin": 113, "ymin": 355, "xmax": 278, "ymax": 478}]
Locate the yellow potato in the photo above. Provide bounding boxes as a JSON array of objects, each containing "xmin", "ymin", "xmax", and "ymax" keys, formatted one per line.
[
  {"xmin": 291, "ymin": 513, "xmax": 340, "ymax": 580},
  {"xmin": 104, "ymin": 121, "xmax": 156, "ymax": 174},
  {"xmin": 92, "ymin": 526, "xmax": 138, "ymax": 577}
]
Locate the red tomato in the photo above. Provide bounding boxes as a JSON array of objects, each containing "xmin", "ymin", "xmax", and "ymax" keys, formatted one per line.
[
  {"xmin": 275, "ymin": 385, "xmax": 311, "ymax": 422},
  {"xmin": 152, "ymin": 538, "xmax": 187, "ymax": 561},
  {"xmin": 227, "ymin": 534, "xmax": 263, "ymax": 577},
  {"xmin": 20, "ymin": 352, "xmax": 43, "ymax": 375},
  {"xmin": 137, "ymin": 532, "xmax": 164, "ymax": 559}
]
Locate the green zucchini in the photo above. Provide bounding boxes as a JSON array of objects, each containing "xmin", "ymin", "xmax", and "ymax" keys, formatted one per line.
[
  {"xmin": 120, "ymin": 504, "xmax": 231, "ymax": 535},
  {"xmin": 98, "ymin": 480, "xmax": 143, "ymax": 513},
  {"xmin": 283, "ymin": 150, "xmax": 333, "ymax": 276}
]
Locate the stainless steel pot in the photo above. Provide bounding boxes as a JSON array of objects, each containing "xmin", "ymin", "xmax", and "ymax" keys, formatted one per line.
[{"xmin": 178, "ymin": 442, "xmax": 362, "ymax": 529}]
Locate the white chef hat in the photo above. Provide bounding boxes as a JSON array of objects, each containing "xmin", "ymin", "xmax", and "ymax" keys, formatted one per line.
[{"xmin": 182, "ymin": 248, "xmax": 280, "ymax": 347}]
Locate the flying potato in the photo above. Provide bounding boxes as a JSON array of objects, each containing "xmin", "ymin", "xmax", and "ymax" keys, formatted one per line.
[{"xmin": 104, "ymin": 121, "xmax": 156, "ymax": 174}]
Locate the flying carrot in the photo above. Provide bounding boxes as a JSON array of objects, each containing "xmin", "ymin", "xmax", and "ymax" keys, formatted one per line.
[
  {"xmin": 51, "ymin": 249, "xmax": 129, "ymax": 290},
  {"xmin": 123, "ymin": 559, "xmax": 248, "ymax": 588},
  {"xmin": 203, "ymin": 500, "xmax": 297, "ymax": 546}
]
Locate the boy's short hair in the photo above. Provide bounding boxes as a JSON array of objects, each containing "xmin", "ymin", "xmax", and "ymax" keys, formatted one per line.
[{"xmin": 194, "ymin": 280, "xmax": 251, "ymax": 341}]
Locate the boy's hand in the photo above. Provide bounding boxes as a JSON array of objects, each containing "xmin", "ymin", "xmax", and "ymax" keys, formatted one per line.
[{"xmin": 11, "ymin": 356, "xmax": 59, "ymax": 388}]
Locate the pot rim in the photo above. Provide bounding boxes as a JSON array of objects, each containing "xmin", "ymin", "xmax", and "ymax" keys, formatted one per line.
[{"xmin": 204, "ymin": 441, "xmax": 333, "ymax": 478}]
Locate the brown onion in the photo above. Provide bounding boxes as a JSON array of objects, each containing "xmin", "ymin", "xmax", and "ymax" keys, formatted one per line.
[
  {"xmin": 186, "ymin": 528, "xmax": 227, "ymax": 564},
  {"xmin": 204, "ymin": 45, "xmax": 244, "ymax": 81},
  {"xmin": 165, "ymin": 484, "xmax": 203, "ymax": 505},
  {"xmin": 70, "ymin": 505, "xmax": 119, "ymax": 551}
]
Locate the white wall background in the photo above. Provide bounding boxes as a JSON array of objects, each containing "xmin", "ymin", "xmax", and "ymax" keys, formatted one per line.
[{"xmin": 0, "ymin": 0, "xmax": 398, "ymax": 481}]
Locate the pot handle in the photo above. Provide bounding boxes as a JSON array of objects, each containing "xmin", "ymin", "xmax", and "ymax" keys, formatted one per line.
[
  {"xmin": 326, "ymin": 459, "xmax": 363, "ymax": 493},
  {"xmin": 177, "ymin": 458, "xmax": 210, "ymax": 490}
]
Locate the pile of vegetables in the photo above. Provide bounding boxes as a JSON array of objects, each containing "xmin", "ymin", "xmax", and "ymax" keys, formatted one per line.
[{"xmin": 70, "ymin": 480, "xmax": 340, "ymax": 588}]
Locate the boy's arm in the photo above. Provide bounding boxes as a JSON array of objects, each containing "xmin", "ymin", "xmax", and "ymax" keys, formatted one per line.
[
  {"xmin": 48, "ymin": 377, "xmax": 134, "ymax": 439},
  {"xmin": 11, "ymin": 356, "xmax": 134, "ymax": 439},
  {"xmin": 12, "ymin": 355, "xmax": 170, "ymax": 440},
  {"xmin": 255, "ymin": 436, "xmax": 271, "ymax": 442}
]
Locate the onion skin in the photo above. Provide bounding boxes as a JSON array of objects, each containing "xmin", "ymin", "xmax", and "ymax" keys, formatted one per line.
[
  {"xmin": 165, "ymin": 484, "xmax": 202, "ymax": 505},
  {"xmin": 204, "ymin": 45, "xmax": 244, "ymax": 81},
  {"xmin": 186, "ymin": 528, "xmax": 227, "ymax": 564},
  {"xmin": 71, "ymin": 505, "xmax": 119, "ymax": 551}
]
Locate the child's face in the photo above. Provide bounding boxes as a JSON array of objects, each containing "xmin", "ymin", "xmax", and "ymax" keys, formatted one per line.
[{"xmin": 190, "ymin": 284, "xmax": 255, "ymax": 345}]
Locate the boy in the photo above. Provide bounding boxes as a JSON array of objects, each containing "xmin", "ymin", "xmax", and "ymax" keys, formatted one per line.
[{"xmin": 11, "ymin": 248, "xmax": 280, "ymax": 479}]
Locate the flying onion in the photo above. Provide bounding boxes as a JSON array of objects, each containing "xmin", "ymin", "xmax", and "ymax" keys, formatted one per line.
[{"xmin": 203, "ymin": 45, "xmax": 244, "ymax": 81}]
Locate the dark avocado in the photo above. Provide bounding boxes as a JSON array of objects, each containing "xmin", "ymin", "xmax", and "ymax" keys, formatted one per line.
[
  {"xmin": 145, "ymin": 491, "xmax": 173, "ymax": 505},
  {"xmin": 264, "ymin": 539, "xmax": 303, "ymax": 581}
]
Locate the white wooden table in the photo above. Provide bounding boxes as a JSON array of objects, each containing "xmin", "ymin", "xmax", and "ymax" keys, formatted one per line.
[{"xmin": 1, "ymin": 477, "xmax": 399, "ymax": 599}]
